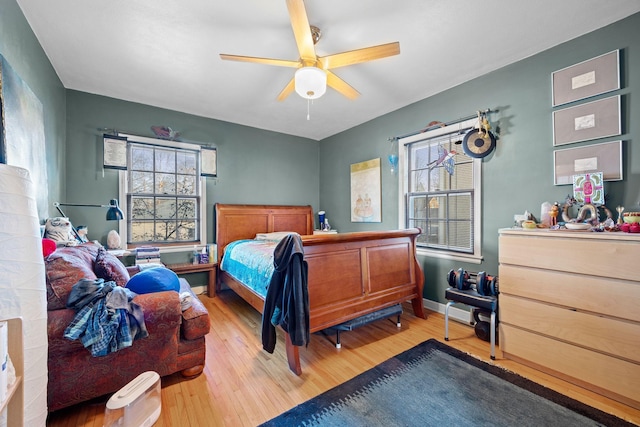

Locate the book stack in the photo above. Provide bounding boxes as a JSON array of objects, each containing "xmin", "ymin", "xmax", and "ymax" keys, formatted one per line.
[{"xmin": 135, "ymin": 246, "xmax": 161, "ymax": 265}]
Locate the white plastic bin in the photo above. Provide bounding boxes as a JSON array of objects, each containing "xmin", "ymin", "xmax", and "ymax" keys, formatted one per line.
[{"xmin": 104, "ymin": 371, "xmax": 161, "ymax": 427}]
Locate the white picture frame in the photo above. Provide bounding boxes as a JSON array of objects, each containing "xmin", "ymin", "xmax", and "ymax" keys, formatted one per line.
[
  {"xmin": 552, "ymin": 95, "xmax": 621, "ymax": 146},
  {"xmin": 551, "ymin": 50, "xmax": 620, "ymax": 107},
  {"xmin": 553, "ymin": 140, "xmax": 622, "ymax": 185},
  {"xmin": 103, "ymin": 134, "xmax": 128, "ymax": 170},
  {"xmin": 201, "ymin": 147, "xmax": 217, "ymax": 177}
]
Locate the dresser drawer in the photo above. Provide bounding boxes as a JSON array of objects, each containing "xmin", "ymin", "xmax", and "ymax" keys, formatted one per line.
[
  {"xmin": 500, "ymin": 324, "xmax": 640, "ymax": 408},
  {"xmin": 499, "ymin": 233, "xmax": 640, "ymax": 281},
  {"xmin": 499, "ymin": 294, "xmax": 640, "ymax": 363},
  {"xmin": 498, "ymin": 264, "xmax": 640, "ymax": 322}
]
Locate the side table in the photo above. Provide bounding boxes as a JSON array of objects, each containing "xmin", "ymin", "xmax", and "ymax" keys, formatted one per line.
[{"xmin": 165, "ymin": 262, "xmax": 218, "ymax": 298}]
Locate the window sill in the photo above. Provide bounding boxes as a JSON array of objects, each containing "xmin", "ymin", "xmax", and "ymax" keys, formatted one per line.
[{"xmin": 416, "ymin": 248, "xmax": 483, "ymax": 264}]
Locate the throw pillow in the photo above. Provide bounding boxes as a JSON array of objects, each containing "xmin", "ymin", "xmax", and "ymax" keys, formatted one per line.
[
  {"xmin": 94, "ymin": 247, "xmax": 130, "ymax": 287},
  {"xmin": 42, "ymin": 238, "xmax": 57, "ymax": 257},
  {"xmin": 125, "ymin": 267, "xmax": 180, "ymax": 294}
]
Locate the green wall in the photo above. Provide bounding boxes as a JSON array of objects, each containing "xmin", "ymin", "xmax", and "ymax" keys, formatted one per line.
[
  {"xmin": 0, "ymin": 0, "xmax": 67, "ymax": 217},
  {"xmin": 3, "ymin": 0, "xmax": 638, "ymax": 305},
  {"xmin": 64, "ymin": 91, "xmax": 320, "ymax": 245},
  {"xmin": 320, "ymin": 12, "xmax": 640, "ymax": 304}
]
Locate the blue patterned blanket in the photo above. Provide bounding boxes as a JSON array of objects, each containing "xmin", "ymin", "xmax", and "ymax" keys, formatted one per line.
[{"xmin": 220, "ymin": 239, "xmax": 278, "ymax": 298}]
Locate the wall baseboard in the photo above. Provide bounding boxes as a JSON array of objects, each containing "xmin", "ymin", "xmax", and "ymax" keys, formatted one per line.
[{"xmin": 422, "ymin": 298, "xmax": 473, "ymax": 325}]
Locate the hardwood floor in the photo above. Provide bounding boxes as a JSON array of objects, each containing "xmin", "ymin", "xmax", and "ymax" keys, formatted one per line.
[{"xmin": 47, "ymin": 290, "xmax": 640, "ymax": 426}]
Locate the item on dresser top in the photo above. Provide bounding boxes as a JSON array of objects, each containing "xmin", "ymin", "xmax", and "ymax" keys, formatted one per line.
[{"xmin": 623, "ymin": 211, "xmax": 640, "ymax": 223}]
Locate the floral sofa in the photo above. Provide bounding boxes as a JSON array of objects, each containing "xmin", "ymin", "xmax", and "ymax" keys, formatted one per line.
[{"xmin": 45, "ymin": 242, "xmax": 210, "ymax": 412}]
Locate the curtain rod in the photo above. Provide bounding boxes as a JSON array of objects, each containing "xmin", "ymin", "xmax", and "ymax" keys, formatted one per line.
[{"xmin": 389, "ymin": 108, "xmax": 498, "ymax": 141}]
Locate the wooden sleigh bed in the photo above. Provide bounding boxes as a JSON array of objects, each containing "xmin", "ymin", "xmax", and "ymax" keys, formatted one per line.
[{"xmin": 214, "ymin": 203, "xmax": 426, "ymax": 375}]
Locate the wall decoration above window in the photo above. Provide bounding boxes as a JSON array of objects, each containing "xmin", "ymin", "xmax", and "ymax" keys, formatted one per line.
[
  {"xmin": 103, "ymin": 134, "xmax": 128, "ymax": 169},
  {"xmin": 552, "ymin": 50, "xmax": 619, "ymax": 107},
  {"xmin": 350, "ymin": 158, "xmax": 381, "ymax": 223},
  {"xmin": 553, "ymin": 140, "xmax": 622, "ymax": 185},
  {"xmin": 201, "ymin": 147, "xmax": 217, "ymax": 177},
  {"xmin": 552, "ymin": 95, "xmax": 621, "ymax": 146}
]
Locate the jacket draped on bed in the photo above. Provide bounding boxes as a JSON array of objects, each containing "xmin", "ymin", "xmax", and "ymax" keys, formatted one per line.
[{"xmin": 262, "ymin": 233, "xmax": 310, "ymax": 353}]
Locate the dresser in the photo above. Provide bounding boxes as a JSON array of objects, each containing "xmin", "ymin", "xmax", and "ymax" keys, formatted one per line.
[{"xmin": 498, "ymin": 228, "xmax": 640, "ymax": 410}]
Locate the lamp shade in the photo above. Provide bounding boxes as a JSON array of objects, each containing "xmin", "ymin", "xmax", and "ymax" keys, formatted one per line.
[
  {"xmin": 295, "ymin": 66, "xmax": 327, "ymax": 99},
  {"xmin": 107, "ymin": 199, "xmax": 124, "ymax": 221}
]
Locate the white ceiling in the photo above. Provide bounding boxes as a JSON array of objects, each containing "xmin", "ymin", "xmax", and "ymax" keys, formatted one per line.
[{"xmin": 17, "ymin": 0, "xmax": 640, "ymax": 141}]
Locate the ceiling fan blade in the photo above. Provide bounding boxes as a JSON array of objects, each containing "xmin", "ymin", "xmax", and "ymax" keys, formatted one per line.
[
  {"xmin": 326, "ymin": 71, "xmax": 360, "ymax": 100},
  {"xmin": 286, "ymin": 0, "xmax": 316, "ymax": 62},
  {"xmin": 277, "ymin": 78, "xmax": 296, "ymax": 101},
  {"xmin": 219, "ymin": 54, "xmax": 300, "ymax": 68},
  {"xmin": 319, "ymin": 42, "xmax": 400, "ymax": 70}
]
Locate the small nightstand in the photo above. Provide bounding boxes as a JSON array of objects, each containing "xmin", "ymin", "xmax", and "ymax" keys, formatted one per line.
[{"xmin": 165, "ymin": 262, "xmax": 218, "ymax": 298}]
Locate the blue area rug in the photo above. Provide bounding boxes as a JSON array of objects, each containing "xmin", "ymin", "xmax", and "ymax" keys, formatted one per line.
[{"xmin": 260, "ymin": 339, "xmax": 632, "ymax": 426}]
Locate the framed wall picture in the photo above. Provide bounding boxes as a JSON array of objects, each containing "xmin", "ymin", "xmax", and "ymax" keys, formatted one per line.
[
  {"xmin": 350, "ymin": 158, "xmax": 381, "ymax": 222},
  {"xmin": 552, "ymin": 50, "xmax": 620, "ymax": 107},
  {"xmin": 201, "ymin": 147, "xmax": 217, "ymax": 177},
  {"xmin": 553, "ymin": 140, "xmax": 622, "ymax": 185},
  {"xmin": 0, "ymin": 55, "xmax": 48, "ymax": 219},
  {"xmin": 103, "ymin": 134, "xmax": 128, "ymax": 169},
  {"xmin": 552, "ymin": 95, "xmax": 621, "ymax": 146}
]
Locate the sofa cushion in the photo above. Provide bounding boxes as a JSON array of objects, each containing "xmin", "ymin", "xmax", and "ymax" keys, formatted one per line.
[
  {"xmin": 45, "ymin": 245, "xmax": 98, "ymax": 310},
  {"xmin": 126, "ymin": 267, "xmax": 180, "ymax": 294},
  {"xmin": 94, "ymin": 247, "xmax": 130, "ymax": 287}
]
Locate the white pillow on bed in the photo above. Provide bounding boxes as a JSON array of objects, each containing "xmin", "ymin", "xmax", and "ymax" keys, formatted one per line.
[{"xmin": 255, "ymin": 231, "xmax": 298, "ymax": 241}]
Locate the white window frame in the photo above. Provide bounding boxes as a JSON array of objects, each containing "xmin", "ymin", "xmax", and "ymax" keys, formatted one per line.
[
  {"xmin": 398, "ymin": 118, "xmax": 483, "ymax": 264},
  {"xmin": 117, "ymin": 133, "xmax": 207, "ymax": 251}
]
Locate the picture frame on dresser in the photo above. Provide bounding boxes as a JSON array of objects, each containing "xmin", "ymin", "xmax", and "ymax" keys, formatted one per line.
[
  {"xmin": 552, "ymin": 95, "xmax": 621, "ymax": 146},
  {"xmin": 553, "ymin": 140, "xmax": 622, "ymax": 185},
  {"xmin": 552, "ymin": 49, "xmax": 620, "ymax": 107}
]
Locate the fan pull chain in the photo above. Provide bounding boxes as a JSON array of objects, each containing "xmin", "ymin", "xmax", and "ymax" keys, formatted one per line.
[{"xmin": 307, "ymin": 98, "xmax": 311, "ymax": 120}]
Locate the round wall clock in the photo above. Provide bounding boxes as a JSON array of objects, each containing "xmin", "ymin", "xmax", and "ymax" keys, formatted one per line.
[{"xmin": 462, "ymin": 128, "xmax": 496, "ymax": 158}]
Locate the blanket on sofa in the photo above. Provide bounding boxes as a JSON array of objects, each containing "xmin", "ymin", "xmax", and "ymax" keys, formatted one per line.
[{"xmin": 64, "ymin": 278, "xmax": 148, "ymax": 356}]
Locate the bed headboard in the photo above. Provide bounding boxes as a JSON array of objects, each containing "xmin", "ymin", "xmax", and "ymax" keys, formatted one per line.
[{"xmin": 215, "ymin": 203, "xmax": 314, "ymax": 264}]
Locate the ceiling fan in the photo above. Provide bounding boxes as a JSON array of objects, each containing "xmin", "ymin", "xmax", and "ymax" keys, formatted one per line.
[{"xmin": 219, "ymin": 0, "xmax": 400, "ymax": 101}]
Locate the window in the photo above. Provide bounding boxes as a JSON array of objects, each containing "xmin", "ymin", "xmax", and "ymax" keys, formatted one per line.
[
  {"xmin": 117, "ymin": 134, "xmax": 207, "ymax": 249},
  {"xmin": 399, "ymin": 118, "xmax": 482, "ymax": 261}
]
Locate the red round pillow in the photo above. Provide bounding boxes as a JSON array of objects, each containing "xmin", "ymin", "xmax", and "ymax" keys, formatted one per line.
[{"xmin": 42, "ymin": 238, "xmax": 57, "ymax": 257}]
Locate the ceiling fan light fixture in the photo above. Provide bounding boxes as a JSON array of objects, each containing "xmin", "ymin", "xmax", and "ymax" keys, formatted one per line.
[{"xmin": 295, "ymin": 66, "xmax": 327, "ymax": 100}]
